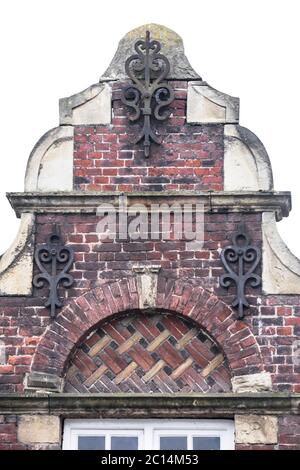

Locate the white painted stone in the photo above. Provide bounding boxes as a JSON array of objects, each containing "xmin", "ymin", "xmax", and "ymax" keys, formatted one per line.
[
  {"xmin": 133, "ymin": 265, "xmax": 161, "ymax": 309},
  {"xmin": 262, "ymin": 211, "xmax": 300, "ymax": 294},
  {"xmin": 224, "ymin": 135, "xmax": 259, "ymax": 190},
  {"xmin": 37, "ymin": 138, "xmax": 73, "ymax": 191},
  {"xmin": 18, "ymin": 415, "xmax": 61, "ymax": 445},
  {"xmin": 235, "ymin": 415, "xmax": 278, "ymax": 444},
  {"xmin": 0, "ymin": 214, "xmax": 35, "ymax": 295},
  {"xmin": 224, "ymin": 125, "xmax": 273, "ymax": 191},
  {"xmin": 187, "ymin": 83, "xmax": 239, "ymax": 124},
  {"xmin": 59, "ymin": 83, "xmax": 111, "ymax": 125},
  {"xmin": 232, "ymin": 372, "xmax": 272, "ymax": 393},
  {"xmin": 25, "ymin": 83, "xmax": 111, "ymax": 192},
  {"xmin": 25, "ymin": 126, "xmax": 73, "ymax": 192},
  {"xmin": 24, "ymin": 371, "xmax": 64, "ymax": 392},
  {"xmin": 102, "ymin": 24, "xmax": 200, "ymax": 81}
]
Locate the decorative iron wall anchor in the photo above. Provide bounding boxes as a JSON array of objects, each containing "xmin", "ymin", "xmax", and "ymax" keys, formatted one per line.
[
  {"xmin": 121, "ymin": 30, "xmax": 174, "ymax": 157},
  {"xmin": 220, "ymin": 225, "xmax": 261, "ymax": 319},
  {"xmin": 33, "ymin": 230, "xmax": 74, "ymax": 318}
]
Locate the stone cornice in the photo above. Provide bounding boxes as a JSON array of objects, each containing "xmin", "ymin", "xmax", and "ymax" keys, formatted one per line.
[
  {"xmin": 0, "ymin": 393, "xmax": 299, "ymax": 417},
  {"xmin": 7, "ymin": 191, "xmax": 291, "ymax": 221}
]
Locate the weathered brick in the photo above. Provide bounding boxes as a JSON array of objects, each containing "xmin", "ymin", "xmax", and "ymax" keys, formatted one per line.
[{"xmin": 0, "ymin": 74, "xmax": 299, "ymax": 453}]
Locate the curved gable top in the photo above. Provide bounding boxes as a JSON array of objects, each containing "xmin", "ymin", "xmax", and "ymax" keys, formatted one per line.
[
  {"xmin": 22, "ymin": 23, "xmax": 274, "ymax": 195},
  {"xmin": 3, "ymin": 24, "xmax": 299, "ymax": 298},
  {"xmin": 101, "ymin": 23, "xmax": 201, "ymax": 81}
]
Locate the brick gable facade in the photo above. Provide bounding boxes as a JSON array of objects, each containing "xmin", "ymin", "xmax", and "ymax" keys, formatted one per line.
[{"xmin": 0, "ymin": 24, "xmax": 299, "ymax": 450}]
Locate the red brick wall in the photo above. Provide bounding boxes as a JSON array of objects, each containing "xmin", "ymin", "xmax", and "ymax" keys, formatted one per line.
[
  {"xmin": 74, "ymin": 81, "xmax": 224, "ymax": 192},
  {"xmin": 0, "ymin": 211, "xmax": 300, "ymax": 398},
  {"xmin": 0, "ymin": 416, "xmax": 22, "ymax": 450},
  {"xmin": 256, "ymin": 298, "xmax": 300, "ymax": 393},
  {"xmin": 277, "ymin": 416, "xmax": 300, "ymax": 449},
  {"xmin": 33, "ymin": 212, "xmax": 261, "ymax": 286},
  {"xmin": 0, "ymin": 73, "xmax": 299, "ymax": 448}
]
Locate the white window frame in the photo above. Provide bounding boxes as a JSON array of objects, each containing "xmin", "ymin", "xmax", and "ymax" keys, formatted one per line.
[{"xmin": 63, "ymin": 419, "xmax": 234, "ymax": 450}]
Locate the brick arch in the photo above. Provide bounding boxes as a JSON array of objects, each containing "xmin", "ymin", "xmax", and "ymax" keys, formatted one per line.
[{"xmin": 31, "ymin": 277, "xmax": 264, "ymax": 378}]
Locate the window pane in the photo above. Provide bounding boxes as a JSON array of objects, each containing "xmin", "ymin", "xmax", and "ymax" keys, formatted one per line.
[
  {"xmin": 160, "ymin": 436, "xmax": 187, "ymax": 450},
  {"xmin": 193, "ymin": 436, "xmax": 220, "ymax": 450},
  {"xmin": 78, "ymin": 436, "xmax": 105, "ymax": 450},
  {"xmin": 111, "ymin": 436, "xmax": 138, "ymax": 450}
]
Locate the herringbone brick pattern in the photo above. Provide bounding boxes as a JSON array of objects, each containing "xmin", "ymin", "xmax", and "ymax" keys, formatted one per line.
[{"xmin": 64, "ymin": 313, "xmax": 231, "ymax": 393}]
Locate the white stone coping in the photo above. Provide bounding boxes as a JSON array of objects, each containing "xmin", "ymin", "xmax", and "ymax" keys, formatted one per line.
[
  {"xmin": 25, "ymin": 126, "xmax": 73, "ymax": 192},
  {"xmin": 6, "ymin": 191, "xmax": 291, "ymax": 221},
  {"xmin": 101, "ymin": 23, "xmax": 201, "ymax": 81},
  {"xmin": 0, "ymin": 213, "xmax": 34, "ymax": 273},
  {"xmin": 59, "ymin": 82, "xmax": 111, "ymax": 125},
  {"xmin": 0, "ymin": 393, "xmax": 299, "ymax": 417},
  {"xmin": 187, "ymin": 82, "xmax": 239, "ymax": 124},
  {"xmin": 224, "ymin": 124, "xmax": 273, "ymax": 191},
  {"xmin": 0, "ymin": 213, "xmax": 35, "ymax": 296},
  {"xmin": 262, "ymin": 211, "xmax": 300, "ymax": 294}
]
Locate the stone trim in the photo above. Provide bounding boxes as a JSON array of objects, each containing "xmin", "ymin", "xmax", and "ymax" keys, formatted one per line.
[
  {"xmin": 17, "ymin": 415, "xmax": 61, "ymax": 445},
  {"xmin": 232, "ymin": 372, "xmax": 272, "ymax": 393},
  {"xmin": 24, "ymin": 372, "xmax": 64, "ymax": 393},
  {"xmin": 224, "ymin": 125, "xmax": 273, "ymax": 191},
  {"xmin": 24, "ymin": 126, "xmax": 74, "ymax": 192},
  {"xmin": 0, "ymin": 393, "xmax": 299, "ymax": 417},
  {"xmin": 262, "ymin": 211, "xmax": 300, "ymax": 294},
  {"xmin": 59, "ymin": 83, "xmax": 111, "ymax": 125},
  {"xmin": 7, "ymin": 191, "xmax": 291, "ymax": 221},
  {"xmin": 187, "ymin": 83, "xmax": 239, "ymax": 124},
  {"xmin": 101, "ymin": 23, "xmax": 201, "ymax": 81},
  {"xmin": 0, "ymin": 213, "xmax": 35, "ymax": 296},
  {"xmin": 132, "ymin": 265, "xmax": 161, "ymax": 309},
  {"xmin": 235, "ymin": 415, "xmax": 278, "ymax": 444}
]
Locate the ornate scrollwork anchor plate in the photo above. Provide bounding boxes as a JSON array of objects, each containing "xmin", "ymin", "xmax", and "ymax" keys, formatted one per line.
[
  {"xmin": 33, "ymin": 231, "xmax": 74, "ymax": 318},
  {"xmin": 220, "ymin": 226, "xmax": 261, "ymax": 319},
  {"xmin": 121, "ymin": 30, "xmax": 174, "ymax": 157}
]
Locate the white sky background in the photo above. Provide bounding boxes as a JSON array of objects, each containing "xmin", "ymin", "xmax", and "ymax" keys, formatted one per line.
[{"xmin": 0, "ymin": 0, "xmax": 299, "ymax": 257}]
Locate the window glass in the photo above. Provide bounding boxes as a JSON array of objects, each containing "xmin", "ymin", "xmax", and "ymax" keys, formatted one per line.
[
  {"xmin": 78, "ymin": 436, "xmax": 105, "ymax": 450},
  {"xmin": 160, "ymin": 436, "xmax": 187, "ymax": 450},
  {"xmin": 193, "ymin": 436, "xmax": 220, "ymax": 450},
  {"xmin": 63, "ymin": 419, "xmax": 234, "ymax": 450},
  {"xmin": 111, "ymin": 436, "xmax": 138, "ymax": 450}
]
